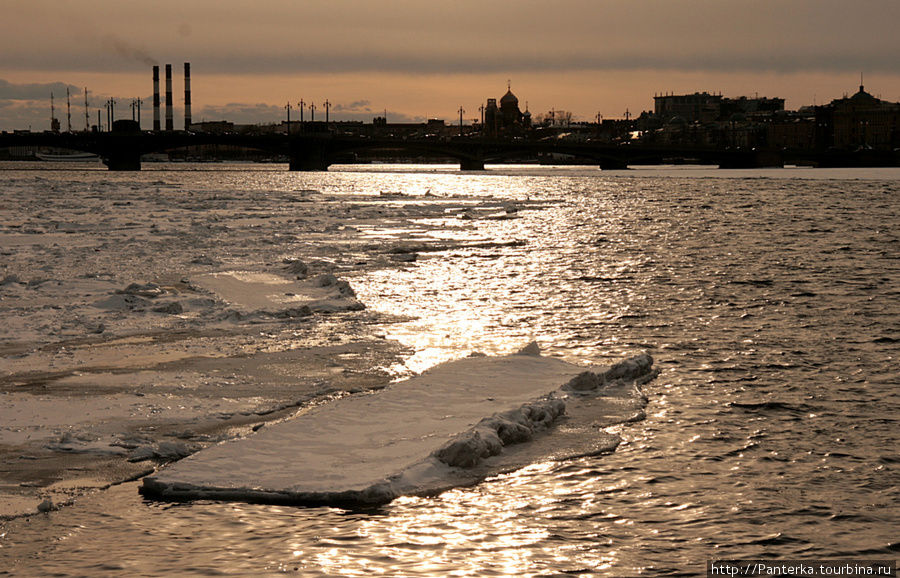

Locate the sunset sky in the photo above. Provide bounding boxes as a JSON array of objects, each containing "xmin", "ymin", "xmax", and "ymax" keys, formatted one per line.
[{"xmin": 2, "ymin": 0, "xmax": 900, "ymax": 131}]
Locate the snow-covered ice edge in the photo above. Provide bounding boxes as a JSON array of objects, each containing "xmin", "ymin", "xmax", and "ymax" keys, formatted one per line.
[{"xmin": 140, "ymin": 346, "xmax": 657, "ymax": 507}]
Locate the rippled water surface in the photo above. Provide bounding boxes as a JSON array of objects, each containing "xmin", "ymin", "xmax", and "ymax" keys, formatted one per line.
[{"xmin": 2, "ymin": 165, "xmax": 899, "ymax": 576}]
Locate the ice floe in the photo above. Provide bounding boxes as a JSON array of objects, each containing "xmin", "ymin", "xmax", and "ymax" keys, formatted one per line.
[
  {"xmin": 141, "ymin": 347, "xmax": 656, "ymax": 506},
  {"xmin": 188, "ymin": 268, "xmax": 364, "ymax": 318}
]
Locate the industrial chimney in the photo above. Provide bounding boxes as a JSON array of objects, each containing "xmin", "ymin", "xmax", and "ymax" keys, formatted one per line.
[
  {"xmin": 184, "ymin": 63, "xmax": 192, "ymax": 130},
  {"xmin": 153, "ymin": 65, "xmax": 161, "ymax": 132},
  {"xmin": 165, "ymin": 64, "xmax": 174, "ymax": 131}
]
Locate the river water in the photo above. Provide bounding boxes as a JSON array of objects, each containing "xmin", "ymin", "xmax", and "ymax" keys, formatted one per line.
[{"xmin": 1, "ymin": 164, "xmax": 898, "ymax": 576}]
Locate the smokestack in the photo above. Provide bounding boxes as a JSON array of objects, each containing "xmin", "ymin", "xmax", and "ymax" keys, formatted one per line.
[
  {"xmin": 153, "ymin": 65, "xmax": 160, "ymax": 132},
  {"xmin": 165, "ymin": 64, "xmax": 174, "ymax": 131},
  {"xmin": 183, "ymin": 62, "xmax": 192, "ymax": 130}
]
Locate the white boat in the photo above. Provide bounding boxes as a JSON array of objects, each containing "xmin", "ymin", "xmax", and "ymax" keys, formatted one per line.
[{"xmin": 36, "ymin": 152, "xmax": 101, "ymax": 162}]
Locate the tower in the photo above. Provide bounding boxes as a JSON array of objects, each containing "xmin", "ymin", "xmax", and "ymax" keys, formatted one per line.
[
  {"xmin": 165, "ymin": 64, "xmax": 174, "ymax": 131},
  {"xmin": 153, "ymin": 66, "xmax": 161, "ymax": 132},
  {"xmin": 184, "ymin": 63, "xmax": 192, "ymax": 130}
]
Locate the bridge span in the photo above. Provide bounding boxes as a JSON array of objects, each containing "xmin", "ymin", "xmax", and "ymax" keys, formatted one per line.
[{"xmin": 2, "ymin": 130, "xmax": 894, "ymax": 171}]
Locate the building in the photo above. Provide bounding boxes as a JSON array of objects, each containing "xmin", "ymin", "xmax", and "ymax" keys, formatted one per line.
[
  {"xmin": 721, "ymin": 96, "xmax": 785, "ymax": 118},
  {"xmin": 654, "ymin": 92, "xmax": 722, "ymax": 124},
  {"xmin": 367, "ymin": 117, "xmax": 448, "ymax": 138},
  {"xmin": 500, "ymin": 87, "xmax": 524, "ymax": 128},
  {"xmin": 767, "ymin": 109, "xmax": 817, "ymax": 150},
  {"xmin": 654, "ymin": 92, "xmax": 784, "ymax": 124},
  {"xmin": 826, "ymin": 84, "xmax": 900, "ymax": 150},
  {"xmin": 484, "ymin": 84, "xmax": 531, "ymax": 137},
  {"xmin": 190, "ymin": 120, "xmax": 235, "ymax": 134}
]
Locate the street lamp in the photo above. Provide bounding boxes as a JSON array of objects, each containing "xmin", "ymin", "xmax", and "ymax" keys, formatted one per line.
[
  {"xmin": 285, "ymin": 101, "xmax": 292, "ymax": 135},
  {"xmin": 105, "ymin": 98, "xmax": 116, "ymax": 132}
]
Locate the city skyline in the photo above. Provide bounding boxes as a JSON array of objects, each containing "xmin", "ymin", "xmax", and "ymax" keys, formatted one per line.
[{"xmin": 3, "ymin": 0, "xmax": 900, "ymax": 131}]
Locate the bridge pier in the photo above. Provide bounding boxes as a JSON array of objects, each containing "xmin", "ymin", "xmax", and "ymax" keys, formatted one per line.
[
  {"xmin": 719, "ymin": 149, "xmax": 784, "ymax": 169},
  {"xmin": 288, "ymin": 138, "xmax": 334, "ymax": 171},
  {"xmin": 459, "ymin": 158, "xmax": 485, "ymax": 171},
  {"xmin": 598, "ymin": 158, "xmax": 630, "ymax": 170},
  {"xmin": 288, "ymin": 157, "xmax": 332, "ymax": 171},
  {"xmin": 103, "ymin": 155, "xmax": 142, "ymax": 171}
]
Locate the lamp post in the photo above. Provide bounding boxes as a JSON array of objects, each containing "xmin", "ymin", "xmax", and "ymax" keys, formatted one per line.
[
  {"xmin": 105, "ymin": 98, "xmax": 116, "ymax": 132},
  {"xmin": 285, "ymin": 101, "xmax": 292, "ymax": 135},
  {"xmin": 132, "ymin": 98, "xmax": 142, "ymax": 126}
]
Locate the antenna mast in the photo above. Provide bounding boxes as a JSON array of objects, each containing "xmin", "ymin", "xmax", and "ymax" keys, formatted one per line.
[
  {"xmin": 84, "ymin": 88, "xmax": 90, "ymax": 131},
  {"xmin": 50, "ymin": 93, "xmax": 60, "ymax": 133}
]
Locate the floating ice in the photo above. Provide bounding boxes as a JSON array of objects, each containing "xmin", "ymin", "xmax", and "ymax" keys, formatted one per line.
[
  {"xmin": 141, "ymin": 349, "xmax": 656, "ymax": 506},
  {"xmin": 189, "ymin": 269, "xmax": 364, "ymax": 316}
]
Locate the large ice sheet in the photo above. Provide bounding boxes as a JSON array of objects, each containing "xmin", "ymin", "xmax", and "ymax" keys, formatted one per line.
[{"xmin": 141, "ymin": 349, "xmax": 655, "ymax": 505}]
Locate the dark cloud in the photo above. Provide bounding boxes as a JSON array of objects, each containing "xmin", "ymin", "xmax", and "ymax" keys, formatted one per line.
[
  {"xmin": 0, "ymin": 97, "xmax": 63, "ymax": 131},
  {"xmin": 0, "ymin": 80, "xmax": 82, "ymax": 101},
  {"xmin": 332, "ymin": 100, "xmax": 372, "ymax": 113},
  {"xmin": 186, "ymin": 0, "xmax": 900, "ymax": 77},
  {"xmin": 195, "ymin": 103, "xmax": 283, "ymax": 124},
  {"xmin": 6, "ymin": 1, "xmax": 900, "ymax": 77},
  {"xmin": 192, "ymin": 47, "xmax": 900, "ymax": 78},
  {"xmin": 0, "ymin": 79, "xmax": 147, "ymax": 130}
]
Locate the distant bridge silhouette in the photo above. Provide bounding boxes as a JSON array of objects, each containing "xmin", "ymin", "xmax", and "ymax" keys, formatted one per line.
[{"xmin": 2, "ymin": 130, "xmax": 896, "ymax": 170}]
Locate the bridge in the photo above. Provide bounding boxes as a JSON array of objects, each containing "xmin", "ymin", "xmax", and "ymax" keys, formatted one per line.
[{"xmin": 2, "ymin": 129, "xmax": 896, "ymax": 171}]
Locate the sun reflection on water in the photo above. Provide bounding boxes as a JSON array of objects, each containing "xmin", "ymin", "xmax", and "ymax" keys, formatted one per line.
[{"xmin": 293, "ymin": 462, "xmax": 623, "ymax": 577}]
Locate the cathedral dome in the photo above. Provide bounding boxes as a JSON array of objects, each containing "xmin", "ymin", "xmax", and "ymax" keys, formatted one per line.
[{"xmin": 500, "ymin": 89, "xmax": 518, "ymax": 106}]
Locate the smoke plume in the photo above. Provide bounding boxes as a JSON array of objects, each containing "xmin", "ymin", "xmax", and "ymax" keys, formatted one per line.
[{"xmin": 102, "ymin": 34, "xmax": 158, "ymax": 67}]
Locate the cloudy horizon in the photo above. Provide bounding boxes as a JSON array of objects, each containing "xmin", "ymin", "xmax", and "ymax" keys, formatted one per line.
[{"xmin": 3, "ymin": 0, "xmax": 900, "ymax": 131}]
